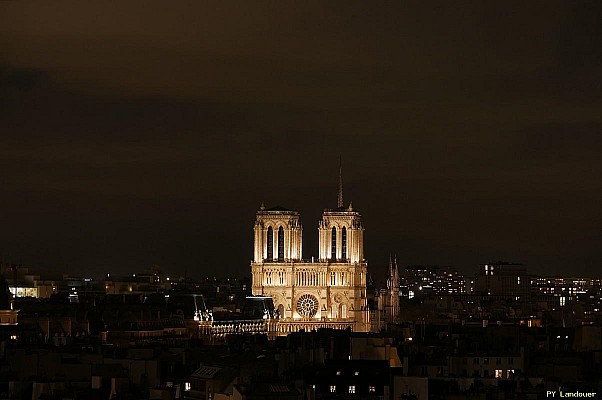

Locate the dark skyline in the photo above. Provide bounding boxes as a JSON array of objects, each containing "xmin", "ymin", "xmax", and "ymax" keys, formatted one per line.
[{"xmin": 1, "ymin": 2, "xmax": 601, "ymax": 277}]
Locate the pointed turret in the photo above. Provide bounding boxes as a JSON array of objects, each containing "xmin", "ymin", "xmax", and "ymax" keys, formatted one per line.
[
  {"xmin": 386, "ymin": 253, "xmax": 400, "ymax": 323},
  {"xmin": 393, "ymin": 255, "xmax": 399, "ymax": 288}
]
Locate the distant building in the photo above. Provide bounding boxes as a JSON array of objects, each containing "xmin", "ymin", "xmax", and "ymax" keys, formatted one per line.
[
  {"xmin": 308, "ymin": 360, "xmax": 390, "ymax": 400},
  {"xmin": 474, "ymin": 262, "xmax": 529, "ymax": 300},
  {"xmin": 401, "ymin": 265, "xmax": 466, "ymax": 298},
  {"xmin": 104, "ymin": 270, "xmax": 171, "ymax": 295},
  {"xmin": 0, "ymin": 273, "xmax": 18, "ymax": 326},
  {"xmin": 4, "ymin": 265, "xmax": 60, "ymax": 299},
  {"xmin": 187, "ymin": 364, "xmax": 237, "ymax": 400}
]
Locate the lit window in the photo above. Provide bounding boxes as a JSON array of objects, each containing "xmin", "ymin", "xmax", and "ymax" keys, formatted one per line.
[
  {"xmin": 369, "ymin": 386, "xmax": 376, "ymax": 393},
  {"xmin": 341, "ymin": 227, "xmax": 347, "ymax": 260},
  {"xmin": 184, "ymin": 382, "xmax": 191, "ymax": 391},
  {"xmin": 330, "ymin": 385, "xmax": 336, "ymax": 393},
  {"xmin": 277, "ymin": 226, "xmax": 285, "ymax": 260},
  {"xmin": 354, "ymin": 371, "xmax": 359, "ymax": 376},
  {"xmin": 336, "ymin": 371, "xmax": 342, "ymax": 376},
  {"xmin": 349, "ymin": 385, "xmax": 356, "ymax": 394},
  {"xmin": 266, "ymin": 227, "xmax": 273, "ymax": 260},
  {"xmin": 495, "ymin": 369, "xmax": 503, "ymax": 378},
  {"xmin": 331, "ymin": 227, "xmax": 337, "ymax": 260}
]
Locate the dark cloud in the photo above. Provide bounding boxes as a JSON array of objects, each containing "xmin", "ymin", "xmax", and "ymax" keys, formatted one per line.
[
  {"xmin": 520, "ymin": 121, "xmax": 602, "ymax": 162},
  {"xmin": 0, "ymin": 2, "xmax": 601, "ymax": 277}
]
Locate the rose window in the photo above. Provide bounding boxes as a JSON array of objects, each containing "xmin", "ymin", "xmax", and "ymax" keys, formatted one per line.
[{"xmin": 296, "ymin": 294, "xmax": 319, "ymax": 318}]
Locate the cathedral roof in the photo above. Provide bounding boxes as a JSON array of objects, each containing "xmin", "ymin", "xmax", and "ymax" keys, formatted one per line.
[
  {"xmin": 323, "ymin": 205, "xmax": 360, "ymax": 216},
  {"xmin": 265, "ymin": 205, "xmax": 291, "ymax": 212}
]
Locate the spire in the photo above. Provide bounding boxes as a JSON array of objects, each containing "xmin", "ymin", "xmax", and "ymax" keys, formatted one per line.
[
  {"xmin": 387, "ymin": 254, "xmax": 393, "ymax": 290},
  {"xmin": 337, "ymin": 156, "xmax": 343, "ymax": 208}
]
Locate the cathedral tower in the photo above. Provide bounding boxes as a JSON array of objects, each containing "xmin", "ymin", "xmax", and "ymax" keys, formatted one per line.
[
  {"xmin": 318, "ymin": 162, "xmax": 364, "ymax": 263},
  {"xmin": 253, "ymin": 205, "xmax": 302, "ymax": 262}
]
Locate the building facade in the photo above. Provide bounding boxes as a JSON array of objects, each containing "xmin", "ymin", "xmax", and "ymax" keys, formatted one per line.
[
  {"xmin": 250, "ymin": 182, "xmax": 370, "ymax": 332},
  {"xmin": 474, "ymin": 262, "xmax": 530, "ymax": 300}
]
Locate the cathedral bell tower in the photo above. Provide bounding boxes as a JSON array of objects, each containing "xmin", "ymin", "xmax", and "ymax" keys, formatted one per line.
[
  {"xmin": 253, "ymin": 204, "xmax": 302, "ymax": 262},
  {"xmin": 318, "ymin": 160, "xmax": 364, "ymax": 263}
]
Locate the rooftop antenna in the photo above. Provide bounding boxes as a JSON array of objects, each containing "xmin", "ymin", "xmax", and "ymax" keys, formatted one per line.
[{"xmin": 337, "ymin": 156, "xmax": 343, "ymax": 208}]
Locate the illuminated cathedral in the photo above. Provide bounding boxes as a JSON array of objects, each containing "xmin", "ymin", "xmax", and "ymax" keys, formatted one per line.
[{"xmin": 250, "ymin": 167, "xmax": 370, "ymax": 332}]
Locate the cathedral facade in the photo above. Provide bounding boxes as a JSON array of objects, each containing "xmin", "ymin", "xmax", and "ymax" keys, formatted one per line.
[{"xmin": 250, "ymin": 181, "xmax": 370, "ymax": 332}]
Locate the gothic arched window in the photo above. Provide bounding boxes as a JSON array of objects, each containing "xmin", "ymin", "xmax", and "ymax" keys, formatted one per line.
[
  {"xmin": 331, "ymin": 227, "xmax": 337, "ymax": 261},
  {"xmin": 341, "ymin": 227, "xmax": 347, "ymax": 260},
  {"xmin": 266, "ymin": 227, "xmax": 273, "ymax": 261},
  {"xmin": 277, "ymin": 226, "xmax": 285, "ymax": 261}
]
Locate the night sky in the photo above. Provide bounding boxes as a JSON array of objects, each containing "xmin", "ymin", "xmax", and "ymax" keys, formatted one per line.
[{"xmin": 1, "ymin": 2, "xmax": 601, "ymax": 278}]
